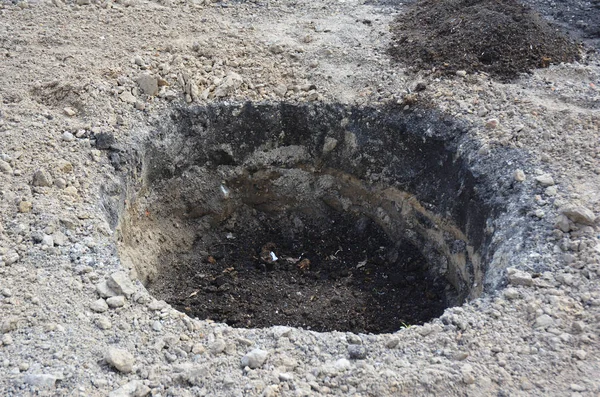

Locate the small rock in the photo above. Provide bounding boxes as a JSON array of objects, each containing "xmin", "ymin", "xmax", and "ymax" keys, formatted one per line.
[
  {"xmin": 544, "ymin": 186, "xmax": 557, "ymax": 196},
  {"xmin": 62, "ymin": 132, "xmax": 75, "ymax": 142},
  {"xmin": 508, "ymin": 269, "xmax": 533, "ymax": 286},
  {"xmin": 214, "ymin": 72, "xmax": 243, "ymax": 98},
  {"xmin": 152, "ymin": 321, "xmax": 163, "ymax": 332},
  {"xmin": 95, "ymin": 316, "xmax": 112, "ymax": 330},
  {"xmin": 572, "ymin": 350, "xmax": 587, "ymax": 360},
  {"xmin": 273, "ymin": 84, "xmax": 287, "ymax": 97},
  {"xmin": 18, "ymin": 201, "xmax": 32, "ymax": 213},
  {"xmin": 107, "ymin": 272, "xmax": 136, "ymax": 297},
  {"xmin": 555, "ymin": 214, "xmax": 571, "ymax": 233},
  {"xmin": 346, "ymin": 333, "xmax": 362, "ymax": 345},
  {"xmin": 39, "ymin": 234, "xmax": 53, "ymax": 247},
  {"xmin": 322, "ymin": 137, "xmax": 338, "ymax": 154},
  {"xmin": 385, "ymin": 337, "xmax": 400, "ymax": 349},
  {"xmin": 534, "ymin": 314, "xmax": 554, "ymax": 328},
  {"xmin": 53, "ymin": 231, "xmax": 67, "ymax": 246},
  {"xmin": 0, "ymin": 160, "xmax": 13, "ymax": 174},
  {"xmin": 119, "ymin": 90, "xmax": 137, "ymax": 104},
  {"xmin": 191, "ymin": 343, "xmax": 205, "ymax": 354},
  {"xmin": 3, "ymin": 251, "xmax": 19, "ymax": 265},
  {"xmin": 63, "ymin": 107, "xmax": 77, "ymax": 116},
  {"xmin": 108, "ymin": 380, "xmax": 150, "ymax": 397},
  {"xmin": 241, "ymin": 349, "xmax": 269, "ymax": 369},
  {"xmin": 136, "ymin": 74, "xmax": 159, "ymax": 96},
  {"xmin": 96, "ymin": 280, "xmax": 118, "ymax": 298},
  {"xmin": 503, "ymin": 288, "xmax": 520, "ymax": 300},
  {"xmin": 2, "ymin": 334, "xmax": 13, "ymax": 345},
  {"xmin": 348, "ymin": 345, "xmax": 367, "ymax": 360},
  {"xmin": 90, "ymin": 298, "xmax": 109, "ymax": 313},
  {"xmin": 54, "ymin": 178, "xmax": 67, "ymax": 189},
  {"xmin": 105, "ymin": 347, "xmax": 135, "ymax": 373},
  {"xmin": 456, "ymin": 70, "xmax": 467, "ymax": 77},
  {"xmin": 485, "ymin": 118, "xmax": 499, "ymax": 129},
  {"xmin": 209, "ymin": 339, "xmax": 227, "ymax": 354},
  {"xmin": 571, "ymin": 321, "xmax": 586, "ymax": 334},
  {"xmin": 534, "ymin": 174, "xmax": 554, "ymax": 187},
  {"xmin": 513, "ymin": 169, "xmax": 526, "ymax": 182},
  {"xmin": 561, "ymin": 206, "xmax": 596, "ymax": 226},
  {"xmin": 23, "ymin": 374, "xmax": 61, "ymax": 389},
  {"xmin": 106, "ymin": 296, "xmax": 126, "ymax": 308},
  {"xmin": 269, "ymin": 43, "xmax": 285, "ymax": 54}
]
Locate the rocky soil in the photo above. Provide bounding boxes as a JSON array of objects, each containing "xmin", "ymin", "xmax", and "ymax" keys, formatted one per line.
[{"xmin": 0, "ymin": 0, "xmax": 599, "ymax": 396}]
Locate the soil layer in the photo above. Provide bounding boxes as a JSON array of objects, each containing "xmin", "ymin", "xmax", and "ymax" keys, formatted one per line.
[{"xmin": 150, "ymin": 208, "xmax": 448, "ymax": 334}]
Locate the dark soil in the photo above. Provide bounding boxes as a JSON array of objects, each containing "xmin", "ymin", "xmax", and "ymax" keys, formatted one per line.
[
  {"xmin": 521, "ymin": 0, "xmax": 600, "ymax": 50},
  {"xmin": 150, "ymin": 208, "xmax": 450, "ymax": 334},
  {"xmin": 389, "ymin": 0, "xmax": 582, "ymax": 80}
]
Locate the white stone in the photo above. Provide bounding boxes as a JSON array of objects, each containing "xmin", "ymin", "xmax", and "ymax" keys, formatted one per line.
[
  {"xmin": 105, "ymin": 347, "xmax": 135, "ymax": 373},
  {"xmin": 23, "ymin": 374, "xmax": 61, "ymax": 389},
  {"xmin": 90, "ymin": 298, "xmax": 109, "ymax": 313},
  {"xmin": 106, "ymin": 296, "xmax": 126, "ymax": 308},
  {"xmin": 241, "ymin": 349, "xmax": 269, "ymax": 369},
  {"xmin": 534, "ymin": 174, "xmax": 554, "ymax": 186},
  {"xmin": 107, "ymin": 272, "xmax": 136, "ymax": 297}
]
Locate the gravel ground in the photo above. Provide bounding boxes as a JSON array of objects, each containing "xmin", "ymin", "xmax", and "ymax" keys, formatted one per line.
[{"xmin": 0, "ymin": 0, "xmax": 599, "ymax": 396}]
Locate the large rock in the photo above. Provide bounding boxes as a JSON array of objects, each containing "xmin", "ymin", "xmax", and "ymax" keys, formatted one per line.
[
  {"xmin": 105, "ymin": 347, "xmax": 135, "ymax": 373},
  {"xmin": 562, "ymin": 206, "xmax": 596, "ymax": 226}
]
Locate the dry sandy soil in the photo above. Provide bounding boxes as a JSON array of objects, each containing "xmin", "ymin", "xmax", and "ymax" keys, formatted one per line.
[{"xmin": 0, "ymin": 0, "xmax": 599, "ymax": 396}]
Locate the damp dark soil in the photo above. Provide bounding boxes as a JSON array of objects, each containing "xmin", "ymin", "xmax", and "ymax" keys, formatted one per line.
[
  {"xmin": 389, "ymin": 0, "xmax": 581, "ymax": 80},
  {"xmin": 149, "ymin": 207, "xmax": 448, "ymax": 334}
]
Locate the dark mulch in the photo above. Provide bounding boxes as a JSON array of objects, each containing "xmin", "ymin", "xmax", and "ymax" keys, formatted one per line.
[{"xmin": 389, "ymin": 0, "xmax": 582, "ymax": 81}]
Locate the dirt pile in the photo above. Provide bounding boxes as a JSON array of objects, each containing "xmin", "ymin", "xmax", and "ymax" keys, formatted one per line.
[{"xmin": 389, "ymin": 0, "xmax": 581, "ymax": 80}]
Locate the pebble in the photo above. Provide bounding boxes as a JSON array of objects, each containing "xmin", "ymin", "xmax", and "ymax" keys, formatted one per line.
[
  {"xmin": 96, "ymin": 280, "xmax": 119, "ymax": 298},
  {"xmin": 3, "ymin": 251, "xmax": 20, "ymax": 265},
  {"xmin": 108, "ymin": 380, "xmax": 150, "ymax": 397},
  {"xmin": 107, "ymin": 272, "xmax": 136, "ymax": 297},
  {"xmin": 0, "ymin": 159, "xmax": 13, "ymax": 174},
  {"xmin": 561, "ymin": 206, "xmax": 596, "ymax": 226},
  {"xmin": 1, "ymin": 334, "xmax": 13, "ymax": 345},
  {"xmin": 23, "ymin": 374, "xmax": 61, "ymax": 389},
  {"xmin": 534, "ymin": 174, "xmax": 554, "ymax": 186},
  {"xmin": 209, "ymin": 338, "xmax": 227, "ymax": 354},
  {"xmin": 241, "ymin": 349, "xmax": 269, "ymax": 369},
  {"xmin": 106, "ymin": 295, "xmax": 126, "ymax": 308},
  {"xmin": 119, "ymin": 90, "xmax": 137, "ymax": 104},
  {"xmin": 105, "ymin": 347, "xmax": 135, "ymax": 373},
  {"xmin": 95, "ymin": 316, "xmax": 112, "ymax": 330},
  {"xmin": 54, "ymin": 178, "xmax": 67, "ymax": 189},
  {"xmin": 534, "ymin": 314, "xmax": 554, "ymax": 328},
  {"xmin": 348, "ymin": 345, "xmax": 367, "ymax": 360},
  {"xmin": 507, "ymin": 269, "xmax": 533, "ymax": 286},
  {"xmin": 572, "ymin": 350, "xmax": 587, "ymax": 360},
  {"xmin": 514, "ymin": 169, "xmax": 526, "ymax": 182},
  {"xmin": 456, "ymin": 70, "xmax": 467, "ymax": 77},
  {"xmin": 63, "ymin": 107, "xmax": 77, "ymax": 116},
  {"xmin": 41, "ymin": 234, "xmax": 54, "ymax": 247},
  {"xmin": 90, "ymin": 298, "xmax": 109, "ymax": 313},
  {"xmin": 18, "ymin": 201, "xmax": 32, "ymax": 213},
  {"xmin": 152, "ymin": 321, "xmax": 163, "ymax": 332},
  {"xmin": 62, "ymin": 132, "xmax": 75, "ymax": 142},
  {"xmin": 485, "ymin": 118, "xmax": 499, "ymax": 129},
  {"xmin": 136, "ymin": 74, "xmax": 159, "ymax": 96}
]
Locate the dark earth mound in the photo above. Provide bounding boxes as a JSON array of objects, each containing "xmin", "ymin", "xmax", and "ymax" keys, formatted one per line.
[{"xmin": 389, "ymin": 0, "xmax": 581, "ymax": 80}]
